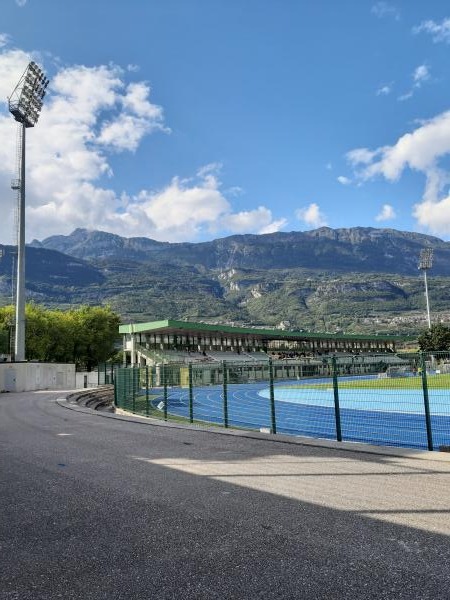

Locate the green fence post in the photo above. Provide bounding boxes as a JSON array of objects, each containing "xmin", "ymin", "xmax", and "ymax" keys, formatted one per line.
[
  {"xmin": 222, "ymin": 361, "xmax": 228, "ymax": 428},
  {"xmin": 269, "ymin": 358, "xmax": 277, "ymax": 434},
  {"xmin": 188, "ymin": 363, "xmax": 194, "ymax": 423},
  {"xmin": 128, "ymin": 368, "xmax": 131, "ymax": 411},
  {"xmin": 420, "ymin": 352, "xmax": 434, "ymax": 451},
  {"xmin": 110, "ymin": 363, "xmax": 114, "ymax": 385},
  {"xmin": 163, "ymin": 364, "xmax": 168, "ymax": 421},
  {"xmin": 128, "ymin": 368, "xmax": 131, "ymax": 409},
  {"xmin": 132, "ymin": 367, "xmax": 136, "ymax": 413},
  {"xmin": 332, "ymin": 357, "xmax": 342, "ymax": 442},
  {"xmin": 113, "ymin": 371, "xmax": 118, "ymax": 407},
  {"xmin": 145, "ymin": 366, "xmax": 149, "ymax": 416},
  {"xmin": 122, "ymin": 369, "xmax": 126, "ymax": 409},
  {"xmin": 128, "ymin": 368, "xmax": 131, "ymax": 410}
]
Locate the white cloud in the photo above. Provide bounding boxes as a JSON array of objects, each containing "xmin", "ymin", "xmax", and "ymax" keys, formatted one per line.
[
  {"xmin": 347, "ymin": 147, "xmax": 380, "ymax": 166},
  {"xmin": 197, "ymin": 162, "xmax": 222, "ymax": 181},
  {"xmin": 375, "ymin": 204, "xmax": 397, "ymax": 221},
  {"xmin": 98, "ymin": 113, "xmax": 162, "ymax": 151},
  {"xmin": 398, "ymin": 64, "xmax": 430, "ymax": 101},
  {"xmin": 259, "ymin": 218, "xmax": 288, "ymax": 234},
  {"xmin": 121, "ymin": 82, "xmax": 166, "ymax": 121},
  {"xmin": 347, "ymin": 111, "xmax": 450, "ymax": 183},
  {"xmin": 414, "ymin": 64, "xmax": 430, "ymax": 85},
  {"xmin": 226, "ymin": 185, "xmax": 244, "ymax": 197},
  {"xmin": 398, "ymin": 90, "xmax": 414, "ymax": 102},
  {"xmin": 101, "ymin": 169, "xmax": 284, "ymax": 241},
  {"xmin": 0, "ymin": 39, "xmax": 286, "ymax": 243},
  {"xmin": 295, "ymin": 203, "xmax": 327, "ymax": 228},
  {"xmin": 337, "ymin": 175, "xmax": 351, "ymax": 185},
  {"xmin": 0, "ymin": 34, "xmax": 10, "ymax": 48},
  {"xmin": 21, "ymin": 150, "xmax": 286, "ymax": 242},
  {"xmin": 15, "ymin": 0, "xmax": 27, "ymax": 6},
  {"xmin": 347, "ymin": 110, "xmax": 450, "ymax": 234},
  {"xmin": 220, "ymin": 207, "xmax": 286, "ymax": 235},
  {"xmin": 130, "ymin": 171, "xmax": 230, "ymax": 239},
  {"xmin": 325, "ymin": 162, "xmax": 332, "ymax": 170},
  {"xmin": 0, "ymin": 47, "xmax": 33, "ymax": 100},
  {"xmin": 376, "ymin": 84, "xmax": 392, "ymax": 96},
  {"xmin": 413, "ymin": 18, "xmax": 450, "ymax": 44},
  {"xmin": 371, "ymin": 2, "xmax": 400, "ymax": 20},
  {"xmin": 413, "ymin": 196, "xmax": 450, "ymax": 232}
]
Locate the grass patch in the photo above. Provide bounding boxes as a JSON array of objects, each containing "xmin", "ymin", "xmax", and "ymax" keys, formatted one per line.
[{"xmin": 280, "ymin": 373, "xmax": 450, "ymax": 390}]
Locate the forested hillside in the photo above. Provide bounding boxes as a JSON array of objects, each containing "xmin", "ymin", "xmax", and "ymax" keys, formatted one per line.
[{"xmin": 0, "ymin": 227, "xmax": 447, "ymax": 334}]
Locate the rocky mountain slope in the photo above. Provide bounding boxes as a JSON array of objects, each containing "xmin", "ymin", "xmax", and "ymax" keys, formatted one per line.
[
  {"xmin": 0, "ymin": 244, "xmax": 104, "ymax": 302},
  {"xmin": 31, "ymin": 226, "xmax": 450, "ymax": 275},
  {"xmin": 0, "ymin": 226, "xmax": 447, "ymax": 334}
]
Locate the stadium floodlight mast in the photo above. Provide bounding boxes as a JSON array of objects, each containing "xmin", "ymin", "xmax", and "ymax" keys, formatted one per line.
[
  {"xmin": 8, "ymin": 61, "xmax": 49, "ymax": 361},
  {"xmin": 418, "ymin": 248, "xmax": 433, "ymax": 330}
]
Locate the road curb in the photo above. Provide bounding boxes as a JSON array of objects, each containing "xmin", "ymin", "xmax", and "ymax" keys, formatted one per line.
[{"xmin": 55, "ymin": 397, "xmax": 450, "ymax": 463}]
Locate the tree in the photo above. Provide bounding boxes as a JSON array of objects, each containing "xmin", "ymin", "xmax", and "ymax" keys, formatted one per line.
[
  {"xmin": 418, "ymin": 323, "xmax": 450, "ymax": 352},
  {"xmin": 0, "ymin": 304, "xmax": 120, "ymax": 368},
  {"xmin": 68, "ymin": 305, "xmax": 120, "ymax": 370}
]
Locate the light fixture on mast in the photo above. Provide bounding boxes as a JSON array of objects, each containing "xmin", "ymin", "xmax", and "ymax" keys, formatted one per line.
[
  {"xmin": 418, "ymin": 248, "xmax": 433, "ymax": 330},
  {"xmin": 8, "ymin": 61, "xmax": 49, "ymax": 362},
  {"xmin": 9, "ymin": 61, "xmax": 48, "ymax": 127}
]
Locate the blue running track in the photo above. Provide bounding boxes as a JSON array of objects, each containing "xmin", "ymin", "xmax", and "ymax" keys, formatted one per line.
[{"xmin": 148, "ymin": 377, "xmax": 450, "ymax": 450}]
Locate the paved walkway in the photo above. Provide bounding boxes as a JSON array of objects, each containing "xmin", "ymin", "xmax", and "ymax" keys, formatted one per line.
[{"xmin": 1, "ymin": 390, "xmax": 450, "ymax": 599}]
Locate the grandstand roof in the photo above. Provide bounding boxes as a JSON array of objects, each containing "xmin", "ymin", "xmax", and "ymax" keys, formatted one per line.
[{"xmin": 119, "ymin": 319, "xmax": 414, "ymax": 342}]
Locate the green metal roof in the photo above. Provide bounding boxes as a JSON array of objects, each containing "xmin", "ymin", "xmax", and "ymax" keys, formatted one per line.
[{"xmin": 119, "ymin": 319, "xmax": 414, "ymax": 342}]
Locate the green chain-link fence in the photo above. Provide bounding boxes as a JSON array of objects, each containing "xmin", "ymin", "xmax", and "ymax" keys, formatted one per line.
[
  {"xmin": 113, "ymin": 352, "xmax": 450, "ymax": 451},
  {"xmin": 97, "ymin": 362, "xmax": 122, "ymax": 385}
]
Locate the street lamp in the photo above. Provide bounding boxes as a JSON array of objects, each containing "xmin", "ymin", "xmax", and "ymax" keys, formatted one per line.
[
  {"xmin": 8, "ymin": 61, "xmax": 49, "ymax": 361},
  {"xmin": 418, "ymin": 248, "xmax": 433, "ymax": 330}
]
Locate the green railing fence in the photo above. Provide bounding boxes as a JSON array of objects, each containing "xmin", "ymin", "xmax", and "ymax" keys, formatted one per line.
[
  {"xmin": 0, "ymin": 329, "xmax": 10, "ymax": 355},
  {"xmin": 113, "ymin": 352, "xmax": 450, "ymax": 451},
  {"xmin": 97, "ymin": 362, "xmax": 121, "ymax": 385}
]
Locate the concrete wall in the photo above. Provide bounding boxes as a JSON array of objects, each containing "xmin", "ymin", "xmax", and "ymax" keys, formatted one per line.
[
  {"xmin": 75, "ymin": 371, "xmax": 99, "ymax": 389},
  {"xmin": 0, "ymin": 362, "xmax": 76, "ymax": 393}
]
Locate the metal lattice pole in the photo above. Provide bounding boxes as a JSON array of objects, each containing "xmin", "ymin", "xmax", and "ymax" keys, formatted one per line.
[
  {"xmin": 8, "ymin": 62, "xmax": 49, "ymax": 361},
  {"xmin": 418, "ymin": 248, "xmax": 433, "ymax": 330},
  {"xmin": 14, "ymin": 123, "xmax": 26, "ymax": 361}
]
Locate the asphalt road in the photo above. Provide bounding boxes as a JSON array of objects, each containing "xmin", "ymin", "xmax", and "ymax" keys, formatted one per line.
[{"xmin": 1, "ymin": 391, "xmax": 450, "ymax": 600}]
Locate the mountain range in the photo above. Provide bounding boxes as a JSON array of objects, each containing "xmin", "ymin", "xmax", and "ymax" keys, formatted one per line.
[
  {"xmin": 0, "ymin": 226, "xmax": 447, "ymax": 334},
  {"xmin": 31, "ymin": 226, "xmax": 450, "ymax": 274}
]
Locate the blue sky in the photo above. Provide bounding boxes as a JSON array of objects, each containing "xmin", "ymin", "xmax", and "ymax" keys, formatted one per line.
[{"xmin": 1, "ymin": 0, "xmax": 450, "ymax": 243}]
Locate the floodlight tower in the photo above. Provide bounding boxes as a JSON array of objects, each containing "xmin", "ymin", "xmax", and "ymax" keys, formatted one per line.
[
  {"xmin": 418, "ymin": 248, "xmax": 433, "ymax": 330},
  {"xmin": 8, "ymin": 61, "xmax": 49, "ymax": 361}
]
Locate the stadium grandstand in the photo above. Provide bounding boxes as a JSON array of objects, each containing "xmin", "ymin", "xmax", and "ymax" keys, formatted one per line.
[{"xmin": 120, "ymin": 319, "xmax": 412, "ymax": 367}]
